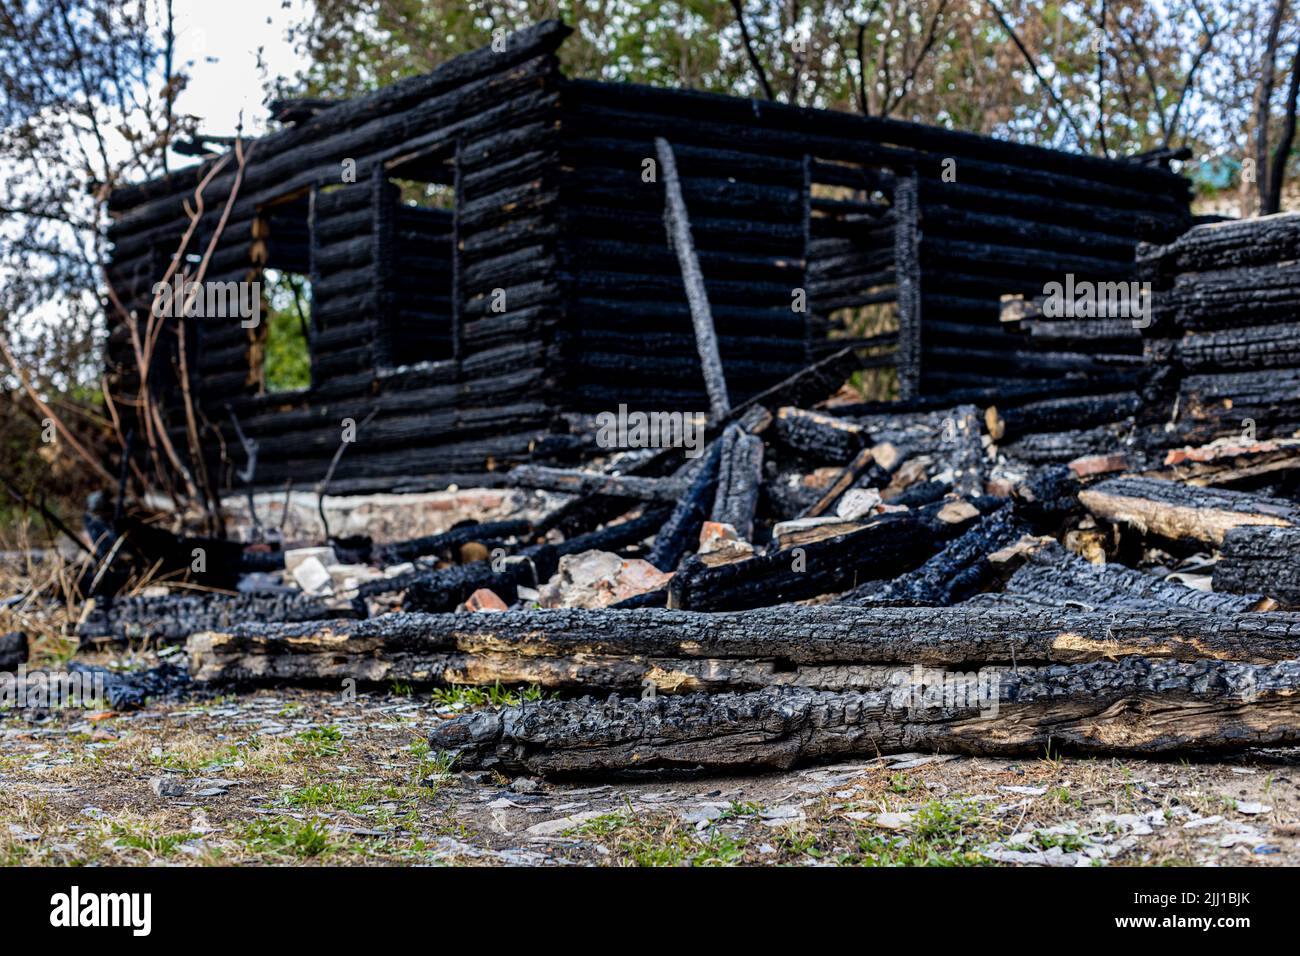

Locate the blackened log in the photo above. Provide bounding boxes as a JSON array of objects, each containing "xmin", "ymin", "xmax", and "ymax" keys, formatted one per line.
[
  {"xmin": 76, "ymin": 591, "xmax": 360, "ymax": 647},
  {"xmin": 1008, "ymin": 540, "xmax": 1271, "ymax": 613},
  {"xmin": 891, "ymin": 479, "xmax": 952, "ymax": 508},
  {"xmin": 563, "ymin": 81, "xmax": 1187, "ymax": 208},
  {"xmin": 986, "ymin": 392, "xmax": 1140, "ymax": 442},
  {"xmin": 187, "ymin": 603, "xmax": 1300, "ymax": 691},
  {"xmin": 839, "ymin": 503, "xmax": 1029, "ymax": 606},
  {"xmin": 1138, "ymin": 213, "xmax": 1300, "ymax": 277},
  {"xmin": 772, "ymin": 406, "xmax": 867, "ymax": 461},
  {"xmin": 1000, "ymin": 424, "xmax": 1128, "ymax": 465},
  {"xmin": 372, "ymin": 519, "xmax": 533, "ymax": 566},
  {"xmin": 1079, "ymin": 476, "xmax": 1300, "ymax": 546},
  {"xmin": 667, "ymin": 498, "xmax": 993, "ymax": 611},
  {"xmin": 710, "ymin": 424, "xmax": 763, "ymax": 541},
  {"xmin": 1175, "ymin": 322, "xmax": 1300, "ymax": 373},
  {"xmin": 646, "ymin": 441, "xmax": 724, "ymax": 571},
  {"xmin": 655, "ymin": 137, "xmax": 731, "ymax": 420},
  {"xmin": 507, "ymin": 466, "xmax": 688, "ymax": 502},
  {"xmin": 830, "ymin": 374, "xmax": 1140, "ymax": 420},
  {"xmin": 1213, "ymin": 526, "xmax": 1300, "ymax": 608},
  {"xmin": 430, "ymin": 659, "xmax": 1300, "ymax": 776},
  {"xmin": 1009, "ymin": 464, "xmax": 1083, "ymax": 527},
  {"xmin": 1160, "ymin": 264, "xmax": 1300, "ymax": 332},
  {"xmin": 188, "ymin": 637, "xmax": 836, "ymax": 693},
  {"xmin": 1171, "ymin": 368, "xmax": 1300, "ymax": 446}
]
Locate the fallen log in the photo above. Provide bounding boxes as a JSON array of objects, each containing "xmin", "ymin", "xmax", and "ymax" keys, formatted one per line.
[
  {"xmin": 1079, "ymin": 476, "xmax": 1300, "ymax": 546},
  {"xmin": 839, "ymin": 503, "xmax": 1028, "ymax": 606},
  {"xmin": 76, "ymin": 591, "xmax": 360, "ymax": 646},
  {"xmin": 507, "ymin": 465, "xmax": 688, "ymax": 502},
  {"xmin": 646, "ymin": 440, "xmax": 723, "ymax": 571},
  {"xmin": 772, "ymin": 406, "xmax": 867, "ymax": 462},
  {"xmin": 1006, "ymin": 540, "xmax": 1272, "ymax": 613},
  {"xmin": 372, "ymin": 518, "xmax": 533, "ymax": 565},
  {"xmin": 186, "ymin": 603, "xmax": 1300, "ymax": 683},
  {"xmin": 666, "ymin": 498, "xmax": 994, "ymax": 611},
  {"xmin": 986, "ymin": 392, "xmax": 1140, "ymax": 442},
  {"xmin": 709, "ymin": 424, "xmax": 763, "ymax": 541},
  {"xmin": 1001, "ymin": 424, "xmax": 1128, "ymax": 465},
  {"xmin": 1213, "ymin": 526, "xmax": 1300, "ymax": 608},
  {"xmin": 428, "ymin": 658, "xmax": 1300, "ymax": 775}
]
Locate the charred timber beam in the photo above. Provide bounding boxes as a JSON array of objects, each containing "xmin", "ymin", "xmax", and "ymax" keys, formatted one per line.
[
  {"xmin": 1007, "ymin": 540, "xmax": 1270, "ymax": 613},
  {"xmin": 772, "ymin": 406, "xmax": 867, "ymax": 461},
  {"xmin": 507, "ymin": 466, "xmax": 689, "ymax": 502},
  {"xmin": 430, "ymin": 659, "xmax": 1300, "ymax": 775},
  {"xmin": 1138, "ymin": 213, "xmax": 1300, "ymax": 277},
  {"xmin": 1213, "ymin": 526, "xmax": 1300, "ymax": 608},
  {"xmin": 655, "ymin": 137, "xmax": 731, "ymax": 420},
  {"xmin": 986, "ymin": 392, "xmax": 1141, "ymax": 442},
  {"xmin": 646, "ymin": 439, "xmax": 724, "ymax": 572},
  {"xmin": 667, "ymin": 498, "xmax": 994, "ymax": 611},
  {"xmin": 710, "ymin": 424, "xmax": 764, "ymax": 541},
  {"xmin": 186, "ymin": 604, "xmax": 1300, "ymax": 689},
  {"xmin": 1079, "ymin": 476, "xmax": 1300, "ymax": 546},
  {"xmin": 840, "ymin": 503, "xmax": 1028, "ymax": 606},
  {"xmin": 77, "ymin": 591, "xmax": 359, "ymax": 647}
]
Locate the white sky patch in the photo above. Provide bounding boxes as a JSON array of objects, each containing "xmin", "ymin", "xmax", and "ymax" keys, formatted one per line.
[{"xmin": 170, "ymin": 0, "xmax": 312, "ymax": 140}]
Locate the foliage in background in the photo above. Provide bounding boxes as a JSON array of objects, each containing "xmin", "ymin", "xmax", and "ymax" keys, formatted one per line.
[
  {"xmin": 261, "ymin": 269, "xmax": 313, "ymax": 393},
  {"xmin": 0, "ymin": 0, "xmax": 192, "ymax": 533},
  {"xmin": 284, "ymin": 0, "xmax": 1299, "ymax": 209}
]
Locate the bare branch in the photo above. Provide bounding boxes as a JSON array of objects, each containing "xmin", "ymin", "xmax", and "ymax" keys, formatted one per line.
[
  {"xmin": 985, "ymin": 0, "xmax": 1088, "ymax": 149},
  {"xmin": 729, "ymin": 0, "xmax": 775, "ymax": 101}
]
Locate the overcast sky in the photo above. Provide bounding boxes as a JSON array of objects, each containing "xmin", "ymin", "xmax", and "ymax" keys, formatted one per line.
[{"xmin": 170, "ymin": 0, "xmax": 311, "ymax": 139}]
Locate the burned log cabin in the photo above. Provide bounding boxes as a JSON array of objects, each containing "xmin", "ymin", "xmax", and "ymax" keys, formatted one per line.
[{"xmin": 103, "ymin": 19, "xmax": 1191, "ymax": 496}]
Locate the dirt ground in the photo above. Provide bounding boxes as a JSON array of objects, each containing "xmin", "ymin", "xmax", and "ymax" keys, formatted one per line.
[{"xmin": 3, "ymin": 657, "xmax": 1298, "ymax": 867}]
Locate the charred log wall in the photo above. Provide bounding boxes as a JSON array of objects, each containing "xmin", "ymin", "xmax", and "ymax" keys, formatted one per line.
[
  {"xmin": 105, "ymin": 19, "xmax": 1191, "ymax": 496},
  {"xmin": 1138, "ymin": 213, "xmax": 1300, "ymax": 445},
  {"xmin": 553, "ymin": 77, "xmax": 1189, "ymax": 411},
  {"xmin": 553, "ymin": 79, "xmax": 813, "ymax": 411},
  {"xmin": 104, "ymin": 20, "xmax": 572, "ymax": 494}
]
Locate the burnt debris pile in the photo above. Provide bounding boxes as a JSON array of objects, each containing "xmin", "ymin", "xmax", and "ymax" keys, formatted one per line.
[{"xmin": 73, "ymin": 213, "xmax": 1300, "ymax": 775}]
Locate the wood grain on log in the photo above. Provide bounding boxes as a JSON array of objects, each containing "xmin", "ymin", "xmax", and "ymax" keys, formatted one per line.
[
  {"xmin": 710, "ymin": 424, "xmax": 763, "ymax": 541},
  {"xmin": 186, "ymin": 604, "xmax": 1300, "ymax": 688},
  {"xmin": 428, "ymin": 658, "xmax": 1300, "ymax": 775},
  {"xmin": 507, "ymin": 465, "xmax": 688, "ymax": 502},
  {"xmin": 1006, "ymin": 540, "xmax": 1272, "ymax": 613},
  {"xmin": 1079, "ymin": 476, "xmax": 1300, "ymax": 545},
  {"xmin": 1213, "ymin": 526, "xmax": 1300, "ymax": 608}
]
